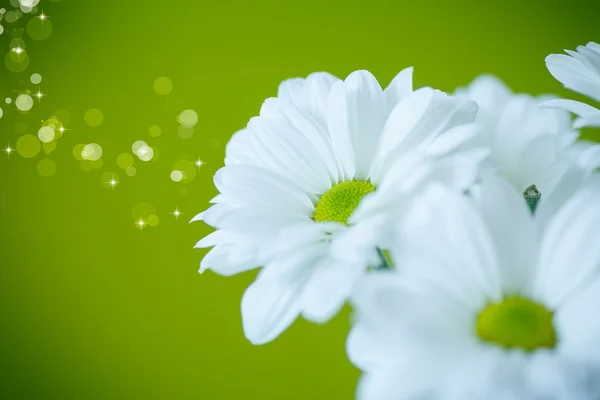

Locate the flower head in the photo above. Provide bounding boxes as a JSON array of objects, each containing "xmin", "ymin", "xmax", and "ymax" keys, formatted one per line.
[
  {"xmin": 348, "ymin": 176, "xmax": 600, "ymax": 400},
  {"xmin": 194, "ymin": 68, "xmax": 486, "ymax": 344},
  {"xmin": 457, "ymin": 74, "xmax": 600, "ymax": 211}
]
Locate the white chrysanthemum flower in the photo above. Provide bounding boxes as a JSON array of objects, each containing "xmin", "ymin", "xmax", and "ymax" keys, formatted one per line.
[
  {"xmin": 193, "ymin": 69, "xmax": 485, "ymax": 345},
  {"xmin": 457, "ymin": 75, "xmax": 600, "ymax": 210},
  {"xmin": 545, "ymin": 42, "xmax": 600, "ymax": 129},
  {"xmin": 347, "ymin": 176, "xmax": 600, "ymax": 400}
]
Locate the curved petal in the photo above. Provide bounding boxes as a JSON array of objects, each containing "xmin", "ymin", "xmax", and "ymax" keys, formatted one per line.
[
  {"xmin": 241, "ymin": 251, "xmax": 316, "ymax": 345},
  {"xmin": 535, "ymin": 180, "xmax": 600, "ymax": 307},
  {"xmin": 543, "ymin": 99, "xmax": 600, "ymax": 118},
  {"xmin": 199, "ymin": 244, "xmax": 259, "ymax": 276},
  {"xmin": 301, "ymin": 254, "xmax": 366, "ymax": 324},
  {"xmin": 214, "ymin": 165, "xmax": 314, "ymax": 214},
  {"xmin": 248, "ymin": 116, "xmax": 334, "ymax": 194},
  {"xmin": 327, "ymin": 70, "xmax": 387, "ymax": 180},
  {"xmin": 383, "ymin": 66, "xmax": 413, "ymax": 112},
  {"xmin": 471, "ymin": 174, "xmax": 539, "ymax": 295},
  {"xmin": 225, "ymin": 128, "xmax": 260, "ymax": 166}
]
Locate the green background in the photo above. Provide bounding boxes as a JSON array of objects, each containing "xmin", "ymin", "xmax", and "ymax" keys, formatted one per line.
[{"xmin": 0, "ymin": 0, "xmax": 598, "ymax": 398}]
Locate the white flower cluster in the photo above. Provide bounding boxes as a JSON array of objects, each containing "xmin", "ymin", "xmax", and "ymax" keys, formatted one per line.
[{"xmin": 193, "ymin": 42, "xmax": 600, "ymax": 399}]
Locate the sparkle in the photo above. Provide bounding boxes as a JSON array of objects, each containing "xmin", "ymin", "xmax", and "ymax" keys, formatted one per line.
[
  {"xmin": 170, "ymin": 208, "xmax": 183, "ymax": 220},
  {"xmin": 35, "ymin": 89, "xmax": 45, "ymax": 102},
  {"xmin": 38, "ymin": 12, "xmax": 49, "ymax": 22},
  {"xmin": 106, "ymin": 176, "xmax": 118, "ymax": 189},
  {"xmin": 58, "ymin": 125, "xmax": 67, "ymax": 134},
  {"xmin": 195, "ymin": 158, "xmax": 204, "ymax": 167},
  {"xmin": 4, "ymin": 145, "xmax": 12, "ymax": 157},
  {"xmin": 12, "ymin": 47, "xmax": 25, "ymax": 57},
  {"xmin": 137, "ymin": 218, "xmax": 146, "ymax": 230}
]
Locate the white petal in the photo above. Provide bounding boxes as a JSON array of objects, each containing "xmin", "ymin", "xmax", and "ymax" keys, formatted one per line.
[
  {"xmin": 189, "ymin": 212, "xmax": 204, "ymax": 223},
  {"xmin": 259, "ymin": 97, "xmax": 342, "ymax": 185},
  {"xmin": 199, "ymin": 244, "xmax": 258, "ymax": 276},
  {"xmin": 535, "ymin": 181, "xmax": 600, "ymax": 307},
  {"xmin": 327, "ymin": 70, "xmax": 387, "ymax": 180},
  {"xmin": 241, "ymin": 252, "xmax": 315, "ymax": 345},
  {"xmin": 555, "ymin": 276, "xmax": 600, "ymax": 363},
  {"xmin": 216, "ymin": 206, "xmax": 309, "ymax": 238},
  {"xmin": 277, "ymin": 77, "xmax": 305, "ymax": 106},
  {"xmin": 574, "ymin": 115, "xmax": 600, "ymax": 129},
  {"xmin": 543, "ymin": 99, "xmax": 600, "ymax": 118},
  {"xmin": 225, "ymin": 128, "xmax": 260, "ymax": 166},
  {"xmin": 301, "ymin": 255, "xmax": 365, "ymax": 324},
  {"xmin": 546, "ymin": 54, "xmax": 600, "ymax": 102},
  {"xmin": 248, "ymin": 116, "xmax": 334, "ymax": 194},
  {"xmin": 194, "ymin": 229, "xmax": 233, "ymax": 248},
  {"xmin": 304, "ymin": 72, "xmax": 340, "ymax": 126},
  {"xmin": 214, "ymin": 165, "xmax": 314, "ymax": 214},
  {"xmin": 197, "ymin": 202, "xmax": 238, "ymax": 227},
  {"xmin": 396, "ymin": 184, "xmax": 503, "ymax": 309},
  {"xmin": 471, "ymin": 174, "xmax": 538, "ymax": 295},
  {"xmin": 383, "ymin": 66, "xmax": 413, "ymax": 112},
  {"xmin": 425, "ymin": 122, "xmax": 480, "ymax": 157},
  {"xmin": 461, "ymin": 74, "xmax": 512, "ymax": 120}
]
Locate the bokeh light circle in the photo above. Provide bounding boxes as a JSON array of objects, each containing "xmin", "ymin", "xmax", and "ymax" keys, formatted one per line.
[
  {"xmin": 5, "ymin": 48, "xmax": 29, "ymax": 73},
  {"xmin": 178, "ymin": 109, "xmax": 198, "ymax": 128},
  {"xmin": 147, "ymin": 214, "xmax": 159, "ymax": 227},
  {"xmin": 82, "ymin": 143, "xmax": 103, "ymax": 161},
  {"xmin": 171, "ymin": 160, "xmax": 197, "ymax": 183},
  {"xmin": 5, "ymin": 11, "xmax": 18, "ymax": 23},
  {"xmin": 52, "ymin": 109, "xmax": 71, "ymax": 126},
  {"xmin": 125, "ymin": 166, "xmax": 136, "ymax": 176},
  {"xmin": 170, "ymin": 170, "xmax": 183, "ymax": 182},
  {"xmin": 16, "ymin": 134, "xmax": 41, "ymax": 158},
  {"xmin": 36, "ymin": 158, "xmax": 56, "ymax": 177},
  {"xmin": 72, "ymin": 144, "xmax": 85, "ymax": 160},
  {"xmin": 132, "ymin": 140, "xmax": 147, "ymax": 154},
  {"xmin": 149, "ymin": 125, "xmax": 161, "ymax": 137},
  {"xmin": 19, "ymin": 0, "xmax": 40, "ymax": 6},
  {"xmin": 153, "ymin": 77, "xmax": 172, "ymax": 95},
  {"xmin": 15, "ymin": 94, "xmax": 33, "ymax": 111},
  {"xmin": 117, "ymin": 153, "xmax": 134, "ymax": 169},
  {"xmin": 177, "ymin": 126, "xmax": 194, "ymax": 139},
  {"xmin": 30, "ymin": 73, "xmax": 42, "ymax": 84},
  {"xmin": 137, "ymin": 146, "xmax": 154, "ymax": 162},
  {"xmin": 0, "ymin": 107, "xmax": 3, "ymax": 118},
  {"xmin": 5, "ymin": 98, "xmax": 11, "ymax": 104},
  {"xmin": 26, "ymin": 16, "xmax": 51, "ymax": 41},
  {"xmin": 84, "ymin": 109, "xmax": 103, "ymax": 127},
  {"xmin": 38, "ymin": 126, "xmax": 55, "ymax": 142},
  {"xmin": 42, "ymin": 141, "xmax": 56, "ymax": 154}
]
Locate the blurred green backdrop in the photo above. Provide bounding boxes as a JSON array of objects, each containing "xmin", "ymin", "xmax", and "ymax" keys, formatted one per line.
[{"xmin": 0, "ymin": 0, "xmax": 598, "ymax": 398}]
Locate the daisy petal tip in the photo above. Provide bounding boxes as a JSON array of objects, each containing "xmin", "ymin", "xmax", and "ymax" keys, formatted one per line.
[{"xmin": 189, "ymin": 212, "xmax": 204, "ymax": 224}]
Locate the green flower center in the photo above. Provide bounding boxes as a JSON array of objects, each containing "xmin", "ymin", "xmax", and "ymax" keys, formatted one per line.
[
  {"xmin": 476, "ymin": 296, "xmax": 556, "ymax": 351},
  {"xmin": 313, "ymin": 180, "xmax": 375, "ymax": 225}
]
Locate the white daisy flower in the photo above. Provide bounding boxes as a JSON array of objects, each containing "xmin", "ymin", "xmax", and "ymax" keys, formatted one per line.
[
  {"xmin": 347, "ymin": 176, "xmax": 600, "ymax": 400},
  {"xmin": 457, "ymin": 74, "xmax": 600, "ymax": 211},
  {"xmin": 545, "ymin": 42, "xmax": 600, "ymax": 129},
  {"xmin": 193, "ymin": 69, "xmax": 485, "ymax": 345}
]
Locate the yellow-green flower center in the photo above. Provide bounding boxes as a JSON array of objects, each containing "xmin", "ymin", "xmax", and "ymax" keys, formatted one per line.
[
  {"xmin": 313, "ymin": 180, "xmax": 375, "ymax": 225},
  {"xmin": 476, "ymin": 296, "xmax": 556, "ymax": 351}
]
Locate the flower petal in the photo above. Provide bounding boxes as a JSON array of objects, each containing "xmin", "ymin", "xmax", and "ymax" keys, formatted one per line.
[
  {"xmin": 383, "ymin": 66, "xmax": 413, "ymax": 112},
  {"xmin": 535, "ymin": 180, "xmax": 600, "ymax": 307},
  {"xmin": 327, "ymin": 70, "xmax": 387, "ymax": 180},
  {"xmin": 241, "ymin": 252, "xmax": 315, "ymax": 345}
]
